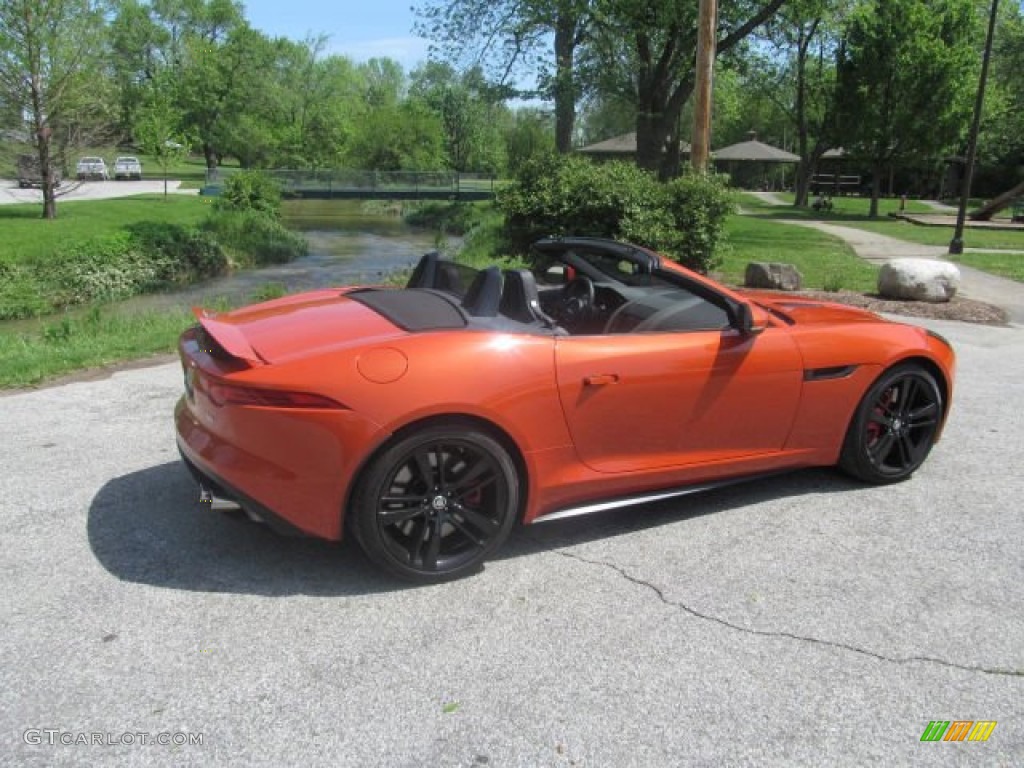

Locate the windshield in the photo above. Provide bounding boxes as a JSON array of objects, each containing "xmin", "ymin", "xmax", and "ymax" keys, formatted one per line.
[{"xmin": 530, "ymin": 244, "xmax": 675, "ymax": 289}]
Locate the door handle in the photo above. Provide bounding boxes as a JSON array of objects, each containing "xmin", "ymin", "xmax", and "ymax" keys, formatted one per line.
[{"xmin": 583, "ymin": 374, "xmax": 619, "ymax": 386}]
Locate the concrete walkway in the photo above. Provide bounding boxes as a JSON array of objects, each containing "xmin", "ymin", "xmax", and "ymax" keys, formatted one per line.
[{"xmin": 919, "ymin": 199, "xmax": 959, "ymax": 213}]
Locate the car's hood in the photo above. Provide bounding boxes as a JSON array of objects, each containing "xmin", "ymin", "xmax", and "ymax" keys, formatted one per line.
[
  {"xmin": 741, "ymin": 291, "xmax": 883, "ymax": 325},
  {"xmin": 194, "ymin": 288, "xmax": 404, "ymax": 365}
]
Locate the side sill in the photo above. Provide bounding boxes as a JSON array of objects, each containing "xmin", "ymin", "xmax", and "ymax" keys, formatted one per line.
[{"xmin": 531, "ymin": 474, "xmax": 776, "ymax": 524}]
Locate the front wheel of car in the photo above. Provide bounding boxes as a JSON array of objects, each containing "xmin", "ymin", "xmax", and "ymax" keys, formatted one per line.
[
  {"xmin": 839, "ymin": 363, "xmax": 943, "ymax": 484},
  {"xmin": 350, "ymin": 425, "xmax": 520, "ymax": 582}
]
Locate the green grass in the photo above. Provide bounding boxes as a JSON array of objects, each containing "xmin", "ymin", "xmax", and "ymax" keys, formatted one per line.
[
  {"xmin": 744, "ymin": 192, "xmax": 937, "ymax": 217},
  {"xmin": 830, "ymin": 219, "xmax": 1024, "ymax": 250},
  {"xmin": 719, "ymin": 214, "xmax": 878, "ymax": 292},
  {"xmin": 0, "ymin": 281, "xmax": 280, "ymax": 389},
  {"xmin": 952, "ymin": 253, "xmax": 1024, "ymax": 283},
  {"xmin": 738, "ymin": 192, "xmax": 1024, "ymax": 252},
  {"xmin": 0, "ymin": 195, "xmax": 212, "ymax": 264},
  {"xmin": 0, "ymin": 307, "xmax": 192, "ymax": 388}
]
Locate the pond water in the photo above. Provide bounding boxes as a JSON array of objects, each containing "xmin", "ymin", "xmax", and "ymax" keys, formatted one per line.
[{"xmin": 3, "ymin": 201, "xmax": 448, "ymax": 334}]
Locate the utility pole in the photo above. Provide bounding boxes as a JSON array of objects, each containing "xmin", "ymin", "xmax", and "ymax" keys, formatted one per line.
[
  {"xmin": 691, "ymin": 0, "xmax": 718, "ymax": 173},
  {"xmin": 949, "ymin": 0, "xmax": 1000, "ymax": 254}
]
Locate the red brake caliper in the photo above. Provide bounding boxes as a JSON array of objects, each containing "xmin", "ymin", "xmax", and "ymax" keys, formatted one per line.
[{"xmin": 867, "ymin": 387, "xmax": 895, "ymax": 445}]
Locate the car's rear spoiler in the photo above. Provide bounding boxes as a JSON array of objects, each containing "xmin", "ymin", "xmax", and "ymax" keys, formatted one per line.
[{"xmin": 192, "ymin": 308, "xmax": 266, "ymax": 365}]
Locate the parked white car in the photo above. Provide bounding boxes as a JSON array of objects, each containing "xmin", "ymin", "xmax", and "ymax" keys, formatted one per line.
[
  {"xmin": 114, "ymin": 156, "xmax": 143, "ymax": 180},
  {"xmin": 76, "ymin": 157, "xmax": 108, "ymax": 181}
]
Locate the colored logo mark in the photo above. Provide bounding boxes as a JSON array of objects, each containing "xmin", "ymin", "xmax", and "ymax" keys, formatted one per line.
[{"xmin": 920, "ymin": 721, "xmax": 997, "ymax": 742}]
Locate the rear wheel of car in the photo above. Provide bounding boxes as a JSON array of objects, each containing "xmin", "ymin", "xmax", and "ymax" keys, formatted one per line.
[
  {"xmin": 839, "ymin": 363, "xmax": 943, "ymax": 484},
  {"xmin": 350, "ymin": 425, "xmax": 519, "ymax": 582}
]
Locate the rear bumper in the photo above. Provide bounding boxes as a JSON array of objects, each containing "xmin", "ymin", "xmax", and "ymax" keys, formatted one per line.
[
  {"xmin": 177, "ymin": 444, "xmax": 307, "ymax": 537},
  {"xmin": 175, "ymin": 395, "xmax": 385, "ymax": 541}
]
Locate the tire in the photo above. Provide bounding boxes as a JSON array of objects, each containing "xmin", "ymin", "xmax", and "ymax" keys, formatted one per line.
[
  {"xmin": 350, "ymin": 424, "xmax": 519, "ymax": 582},
  {"xmin": 839, "ymin": 363, "xmax": 943, "ymax": 484}
]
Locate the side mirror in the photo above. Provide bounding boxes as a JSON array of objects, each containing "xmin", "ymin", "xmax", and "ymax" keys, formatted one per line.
[{"xmin": 735, "ymin": 302, "xmax": 765, "ymax": 336}]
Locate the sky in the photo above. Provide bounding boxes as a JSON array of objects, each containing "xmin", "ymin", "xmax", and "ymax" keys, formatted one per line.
[{"xmin": 241, "ymin": 0, "xmax": 431, "ymax": 71}]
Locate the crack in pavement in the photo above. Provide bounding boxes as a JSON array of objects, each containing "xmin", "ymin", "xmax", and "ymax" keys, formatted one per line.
[{"xmin": 554, "ymin": 548, "xmax": 1023, "ymax": 679}]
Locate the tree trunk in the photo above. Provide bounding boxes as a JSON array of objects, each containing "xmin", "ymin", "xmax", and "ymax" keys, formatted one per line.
[
  {"xmin": 39, "ymin": 138, "xmax": 57, "ymax": 220},
  {"xmin": 794, "ymin": 162, "xmax": 808, "ymax": 206},
  {"xmin": 970, "ymin": 179, "xmax": 1024, "ymax": 220},
  {"xmin": 32, "ymin": 131, "xmax": 57, "ymax": 219},
  {"xmin": 870, "ymin": 161, "xmax": 883, "ymax": 218},
  {"xmin": 635, "ymin": 110, "xmax": 663, "ymax": 172},
  {"xmin": 204, "ymin": 143, "xmax": 218, "ymax": 170},
  {"xmin": 636, "ymin": 80, "xmax": 695, "ymax": 178},
  {"xmin": 553, "ymin": 9, "xmax": 577, "ymax": 154}
]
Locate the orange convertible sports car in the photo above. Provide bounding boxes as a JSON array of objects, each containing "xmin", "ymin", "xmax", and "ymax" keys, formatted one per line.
[{"xmin": 176, "ymin": 237, "xmax": 955, "ymax": 581}]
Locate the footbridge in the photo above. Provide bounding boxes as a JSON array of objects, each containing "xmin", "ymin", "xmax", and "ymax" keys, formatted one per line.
[{"xmin": 203, "ymin": 170, "xmax": 496, "ymax": 201}]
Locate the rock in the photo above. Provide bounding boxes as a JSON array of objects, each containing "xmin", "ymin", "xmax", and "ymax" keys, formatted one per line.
[
  {"xmin": 744, "ymin": 262, "xmax": 803, "ymax": 291},
  {"xmin": 877, "ymin": 259, "xmax": 960, "ymax": 303}
]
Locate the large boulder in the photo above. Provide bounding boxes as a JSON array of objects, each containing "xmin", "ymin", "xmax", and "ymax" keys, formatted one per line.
[
  {"xmin": 744, "ymin": 262, "xmax": 803, "ymax": 291},
  {"xmin": 878, "ymin": 259, "xmax": 960, "ymax": 303}
]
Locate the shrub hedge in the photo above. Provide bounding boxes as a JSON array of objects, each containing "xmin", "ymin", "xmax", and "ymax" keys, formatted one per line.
[
  {"xmin": 498, "ymin": 155, "xmax": 733, "ymax": 273},
  {"xmin": 202, "ymin": 210, "xmax": 307, "ymax": 267}
]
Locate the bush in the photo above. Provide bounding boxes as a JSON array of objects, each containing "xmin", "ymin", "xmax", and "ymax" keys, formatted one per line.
[
  {"xmin": 0, "ymin": 263, "xmax": 49, "ymax": 320},
  {"xmin": 1, "ymin": 224, "xmax": 229, "ymax": 318},
  {"xmin": 404, "ymin": 202, "xmax": 479, "ymax": 236},
  {"xmin": 203, "ymin": 210, "xmax": 308, "ymax": 267},
  {"xmin": 213, "ymin": 171, "xmax": 283, "ymax": 217},
  {"xmin": 127, "ymin": 221, "xmax": 228, "ymax": 282},
  {"xmin": 498, "ymin": 155, "xmax": 734, "ymax": 273},
  {"xmin": 35, "ymin": 233, "xmax": 152, "ymax": 306}
]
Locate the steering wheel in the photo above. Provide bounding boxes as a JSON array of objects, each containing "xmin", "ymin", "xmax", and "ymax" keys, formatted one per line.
[{"xmin": 560, "ymin": 276, "xmax": 595, "ymax": 324}]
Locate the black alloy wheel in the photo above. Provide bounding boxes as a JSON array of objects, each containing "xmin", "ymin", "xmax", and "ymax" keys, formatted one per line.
[
  {"xmin": 840, "ymin": 364, "xmax": 943, "ymax": 484},
  {"xmin": 351, "ymin": 425, "xmax": 519, "ymax": 582}
]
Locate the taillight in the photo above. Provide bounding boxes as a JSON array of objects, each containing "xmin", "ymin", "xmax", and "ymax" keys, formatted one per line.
[{"xmin": 201, "ymin": 376, "xmax": 347, "ymax": 410}]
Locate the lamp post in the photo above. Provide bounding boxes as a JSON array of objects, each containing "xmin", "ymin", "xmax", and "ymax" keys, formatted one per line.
[{"xmin": 949, "ymin": 0, "xmax": 1000, "ymax": 255}]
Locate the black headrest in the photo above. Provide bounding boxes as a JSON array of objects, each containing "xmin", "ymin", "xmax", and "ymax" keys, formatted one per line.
[
  {"xmin": 406, "ymin": 251, "xmax": 440, "ymax": 289},
  {"xmin": 461, "ymin": 266, "xmax": 503, "ymax": 317},
  {"xmin": 436, "ymin": 262, "xmax": 463, "ymax": 295},
  {"xmin": 500, "ymin": 269, "xmax": 542, "ymax": 323}
]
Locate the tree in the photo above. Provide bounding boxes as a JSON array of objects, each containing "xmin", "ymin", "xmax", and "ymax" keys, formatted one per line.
[
  {"xmin": 346, "ymin": 101, "xmax": 447, "ymax": 171},
  {"xmin": 217, "ymin": 38, "xmax": 361, "ymax": 169},
  {"xmin": 585, "ymin": 0, "xmax": 787, "ymax": 178},
  {"xmin": 411, "ymin": 62, "xmax": 506, "ymax": 171},
  {"xmin": 0, "ymin": 0, "xmax": 108, "ymax": 219},
  {"xmin": 134, "ymin": 75, "xmax": 190, "ymax": 199},
  {"xmin": 109, "ymin": 0, "xmax": 246, "ymax": 162},
  {"xmin": 836, "ymin": 0, "xmax": 979, "ymax": 216},
  {"xmin": 416, "ymin": 0, "xmax": 593, "ymax": 153},
  {"xmin": 360, "ymin": 57, "xmax": 406, "ymax": 107},
  {"xmin": 749, "ymin": 0, "xmax": 850, "ymax": 205},
  {"xmin": 502, "ymin": 107, "xmax": 556, "ymax": 175},
  {"xmin": 176, "ymin": 24, "xmax": 273, "ymax": 168}
]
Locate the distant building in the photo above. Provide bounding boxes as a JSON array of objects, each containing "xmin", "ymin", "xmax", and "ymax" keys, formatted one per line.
[{"xmin": 577, "ymin": 132, "xmax": 691, "ymax": 165}]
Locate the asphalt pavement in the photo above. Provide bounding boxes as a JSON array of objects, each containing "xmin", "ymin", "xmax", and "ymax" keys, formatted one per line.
[{"xmin": 1, "ymin": 316, "xmax": 1022, "ymax": 766}]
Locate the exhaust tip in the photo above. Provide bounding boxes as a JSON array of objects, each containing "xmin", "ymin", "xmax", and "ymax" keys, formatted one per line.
[{"xmin": 199, "ymin": 484, "xmax": 242, "ymax": 513}]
